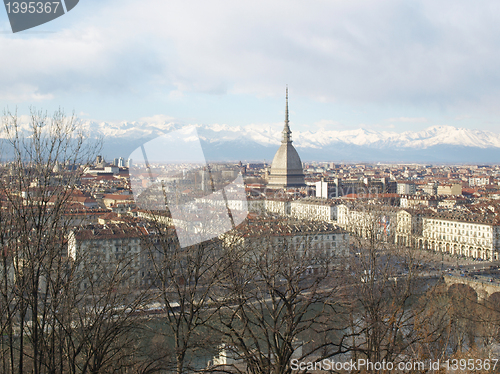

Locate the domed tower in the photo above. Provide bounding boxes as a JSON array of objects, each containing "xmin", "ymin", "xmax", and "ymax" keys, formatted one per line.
[{"xmin": 267, "ymin": 88, "xmax": 306, "ymax": 189}]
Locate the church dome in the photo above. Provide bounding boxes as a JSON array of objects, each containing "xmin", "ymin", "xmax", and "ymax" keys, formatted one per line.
[
  {"xmin": 271, "ymin": 143, "xmax": 303, "ymax": 171},
  {"xmin": 267, "ymin": 88, "xmax": 306, "ymax": 189}
]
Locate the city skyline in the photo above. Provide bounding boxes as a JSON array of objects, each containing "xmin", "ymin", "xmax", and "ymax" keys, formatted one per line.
[
  {"xmin": 3, "ymin": 2, "xmax": 500, "ymax": 368},
  {"xmin": 2, "ymin": 0, "xmax": 500, "ymax": 135}
]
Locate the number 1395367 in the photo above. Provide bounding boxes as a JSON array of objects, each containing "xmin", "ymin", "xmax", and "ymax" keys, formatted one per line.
[
  {"xmin": 5, "ymin": 2, "xmax": 60, "ymax": 14},
  {"xmin": 443, "ymin": 359, "xmax": 498, "ymax": 371}
]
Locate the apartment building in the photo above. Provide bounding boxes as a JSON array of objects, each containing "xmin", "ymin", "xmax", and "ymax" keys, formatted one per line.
[
  {"xmin": 400, "ymin": 195, "xmax": 439, "ymax": 208},
  {"xmin": 315, "ymin": 179, "xmax": 338, "ymax": 198},
  {"xmin": 222, "ymin": 218, "xmax": 350, "ymax": 268},
  {"xmin": 421, "ymin": 183, "xmax": 438, "ymax": 195},
  {"xmin": 397, "ymin": 181, "xmax": 416, "ymax": 195},
  {"xmin": 338, "ymin": 199, "xmax": 500, "ymax": 261},
  {"xmin": 394, "ymin": 208, "xmax": 428, "ymax": 247},
  {"xmin": 265, "ymin": 198, "xmax": 291, "ymax": 216},
  {"xmin": 437, "ymin": 183, "xmax": 462, "ymax": 196},
  {"xmin": 290, "ymin": 198, "xmax": 337, "ymax": 222},
  {"xmin": 68, "ymin": 223, "xmax": 153, "ymax": 289},
  {"xmin": 419, "ymin": 213, "xmax": 499, "ymax": 261},
  {"xmin": 336, "ymin": 203, "xmax": 398, "ymax": 242},
  {"xmin": 469, "ymin": 176, "xmax": 493, "ymax": 187}
]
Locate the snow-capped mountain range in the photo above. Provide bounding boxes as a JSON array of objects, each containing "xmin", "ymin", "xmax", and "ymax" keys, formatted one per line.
[{"xmin": 84, "ymin": 121, "xmax": 500, "ymax": 163}]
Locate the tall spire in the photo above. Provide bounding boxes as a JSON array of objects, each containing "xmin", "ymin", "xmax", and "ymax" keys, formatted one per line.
[
  {"xmin": 282, "ymin": 86, "xmax": 292, "ymax": 144},
  {"xmin": 285, "ymin": 86, "xmax": 289, "ymax": 124}
]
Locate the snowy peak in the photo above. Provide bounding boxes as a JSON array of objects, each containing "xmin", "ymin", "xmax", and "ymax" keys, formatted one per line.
[
  {"xmin": 388, "ymin": 126, "xmax": 500, "ymax": 149},
  {"xmin": 293, "ymin": 125, "xmax": 500, "ymax": 149},
  {"xmin": 82, "ymin": 120, "xmax": 500, "ymax": 151}
]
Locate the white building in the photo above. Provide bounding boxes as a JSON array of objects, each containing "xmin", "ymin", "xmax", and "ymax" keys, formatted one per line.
[
  {"xmin": 469, "ymin": 176, "xmax": 493, "ymax": 187},
  {"xmin": 221, "ymin": 218, "xmax": 350, "ymax": 262},
  {"xmin": 336, "ymin": 203, "xmax": 398, "ymax": 242},
  {"xmin": 334, "ymin": 201, "xmax": 500, "ymax": 262},
  {"xmin": 265, "ymin": 199, "xmax": 291, "ymax": 216},
  {"xmin": 315, "ymin": 180, "xmax": 338, "ymax": 198},
  {"xmin": 421, "ymin": 183, "xmax": 438, "ymax": 195},
  {"xmin": 290, "ymin": 198, "xmax": 336, "ymax": 222},
  {"xmin": 400, "ymin": 195, "xmax": 439, "ymax": 208},
  {"xmin": 418, "ymin": 214, "xmax": 499, "ymax": 261},
  {"xmin": 83, "ymin": 165, "xmax": 120, "ymax": 175}
]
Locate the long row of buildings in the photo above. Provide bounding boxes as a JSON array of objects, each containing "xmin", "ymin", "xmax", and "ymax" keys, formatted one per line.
[{"xmin": 242, "ymin": 195, "xmax": 500, "ymax": 261}]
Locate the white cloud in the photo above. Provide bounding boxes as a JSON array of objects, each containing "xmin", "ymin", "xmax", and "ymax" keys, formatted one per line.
[
  {"xmin": 455, "ymin": 115, "xmax": 473, "ymax": 120},
  {"xmin": 314, "ymin": 119, "xmax": 343, "ymax": 130},
  {"xmin": 0, "ymin": 83, "xmax": 54, "ymax": 102},
  {"xmin": 167, "ymin": 90, "xmax": 185, "ymax": 100},
  {"xmin": 3, "ymin": 0, "xmax": 500, "ymax": 118},
  {"xmin": 387, "ymin": 117, "xmax": 429, "ymax": 123},
  {"xmin": 138, "ymin": 114, "xmax": 176, "ymax": 123}
]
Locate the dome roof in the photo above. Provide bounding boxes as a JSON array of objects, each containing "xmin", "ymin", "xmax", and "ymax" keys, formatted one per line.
[{"xmin": 271, "ymin": 143, "xmax": 303, "ymax": 171}]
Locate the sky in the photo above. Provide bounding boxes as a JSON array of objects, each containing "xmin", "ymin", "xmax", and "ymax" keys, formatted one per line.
[{"xmin": 2, "ymin": 0, "xmax": 500, "ymax": 134}]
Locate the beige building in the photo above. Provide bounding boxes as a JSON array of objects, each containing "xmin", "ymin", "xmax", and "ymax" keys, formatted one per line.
[
  {"xmin": 437, "ymin": 197, "xmax": 469, "ymax": 209},
  {"xmin": 221, "ymin": 218, "xmax": 350, "ymax": 266},
  {"xmin": 68, "ymin": 223, "xmax": 153, "ymax": 289},
  {"xmin": 400, "ymin": 195, "xmax": 439, "ymax": 208},
  {"xmin": 102, "ymin": 194, "xmax": 135, "ymax": 209},
  {"xmin": 437, "ymin": 183, "xmax": 462, "ymax": 196},
  {"xmin": 394, "ymin": 209, "xmax": 427, "ymax": 247},
  {"xmin": 336, "ymin": 200, "xmax": 500, "ymax": 261}
]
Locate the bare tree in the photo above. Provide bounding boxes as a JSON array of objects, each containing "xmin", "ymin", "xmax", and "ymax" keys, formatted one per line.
[
  {"xmin": 142, "ymin": 218, "xmax": 226, "ymax": 374},
  {"xmin": 0, "ymin": 109, "xmax": 151, "ymax": 373},
  {"xmin": 62, "ymin": 229, "xmax": 153, "ymax": 374},
  {"xmin": 343, "ymin": 202, "xmax": 447, "ymax": 366},
  {"xmin": 0, "ymin": 109, "xmax": 98, "ymax": 373},
  {"xmin": 210, "ymin": 218, "xmax": 350, "ymax": 374}
]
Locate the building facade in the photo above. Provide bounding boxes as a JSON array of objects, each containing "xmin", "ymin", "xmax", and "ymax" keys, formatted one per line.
[
  {"xmin": 290, "ymin": 198, "xmax": 337, "ymax": 222},
  {"xmin": 222, "ymin": 218, "xmax": 350, "ymax": 267},
  {"xmin": 418, "ymin": 214, "xmax": 499, "ymax": 261},
  {"xmin": 315, "ymin": 180, "xmax": 338, "ymax": 198},
  {"xmin": 68, "ymin": 223, "xmax": 154, "ymax": 289},
  {"xmin": 397, "ymin": 182, "xmax": 416, "ymax": 195}
]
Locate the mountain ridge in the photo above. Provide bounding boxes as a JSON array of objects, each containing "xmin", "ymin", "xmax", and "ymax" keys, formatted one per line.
[{"xmin": 78, "ymin": 121, "xmax": 500, "ymax": 163}]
